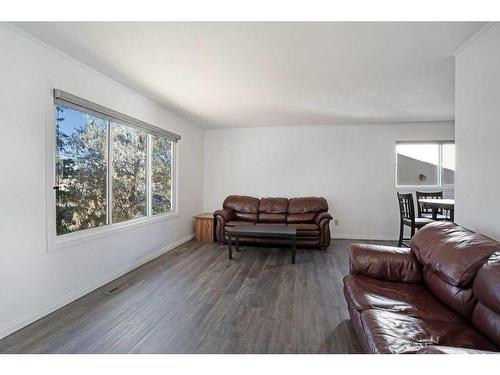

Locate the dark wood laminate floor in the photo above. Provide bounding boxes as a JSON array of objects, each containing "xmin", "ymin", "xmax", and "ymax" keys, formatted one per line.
[{"xmin": 0, "ymin": 239, "xmax": 394, "ymax": 354}]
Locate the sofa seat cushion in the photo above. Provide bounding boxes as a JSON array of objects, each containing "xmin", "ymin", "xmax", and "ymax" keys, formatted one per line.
[
  {"xmin": 225, "ymin": 221, "xmax": 256, "ymax": 227},
  {"xmin": 287, "ymin": 212, "xmax": 317, "ymax": 223},
  {"xmin": 255, "ymin": 223, "xmax": 286, "ymax": 227},
  {"xmin": 287, "ymin": 223, "xmax": 320, "ymax": 237},
  {"xmin": 287, "ymin": 223, "xmax": 319, "ymax": 231},
  {"xmin": 343, "ymin": 275, "xmax": 463, "ymax": 324},
  {"xmin": 258, "ymin": 213, "xmax": 287, "ymax": 223},
  {"xmin": 296, "ymin": 230, "xmax": 320, "ymax": 238},
  {"xmin": 360, "ymin": 310, "xmax": 497, "ymax": 354}
]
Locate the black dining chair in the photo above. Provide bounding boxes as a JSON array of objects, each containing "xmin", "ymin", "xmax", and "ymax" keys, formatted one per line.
[
  {"xmin": 415, "ymin": 191, "xmax": 450, "ymax": 220},
  {"xmin": 397, "ymin": 192, "xmax": 434, "ymax": 247}
]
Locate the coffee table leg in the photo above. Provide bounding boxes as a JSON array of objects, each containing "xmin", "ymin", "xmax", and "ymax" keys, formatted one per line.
[
  {"xmin": 291, "ymin": 236, "xmax": 296, "ymax": 264},
  {"xmin": 236, "ymin": 236, "xmax": 240, "ymax": 251},
  {"xmin": 228, "ymin": 234, "xmax": 233, "ymax": 260}
]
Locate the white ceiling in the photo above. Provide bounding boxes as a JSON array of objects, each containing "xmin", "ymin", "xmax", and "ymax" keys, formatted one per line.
[{"xmin": 16, "ymin": 22, "xmax": 484, "ymax": 128}]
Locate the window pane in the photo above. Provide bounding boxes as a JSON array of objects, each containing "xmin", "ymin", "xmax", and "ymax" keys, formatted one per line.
[
  {"xmin": 396, "ymin": 143, "xmax": 439, "ymax": 186},
  {"xmin": 442, "ymin": 143, "xmax": 456, "ymax": 185},
  {"xmin": 56, "ymin": 106, "xmax": 107, "ymax": 235},
  {"xmin": 112, "ymin": 123, "xmax": 147, "ymax": 223},
  {"xmin": 152, "ymin": 136, "xmax": 173, "ymax": 214}
]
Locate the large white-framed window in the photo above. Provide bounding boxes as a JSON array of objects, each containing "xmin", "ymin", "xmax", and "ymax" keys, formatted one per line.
[
  {"xmin": 46, "ymin": 89, "xmax": 179, "ymax": 251},
  {"xmin": 395, "ymin": 141, "xmax": 455, "ymax": 188}
]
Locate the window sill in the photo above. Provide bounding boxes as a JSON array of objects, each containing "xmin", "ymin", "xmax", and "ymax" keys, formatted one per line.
[{"xmin": 48, "ymin": 211, "xmax": 180, "ymax": 253}]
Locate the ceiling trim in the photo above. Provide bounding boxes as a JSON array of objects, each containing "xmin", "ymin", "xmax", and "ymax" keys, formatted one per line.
[{"xmin": 452, "ymin": 22, "xmax": 497, "ymax": 56}]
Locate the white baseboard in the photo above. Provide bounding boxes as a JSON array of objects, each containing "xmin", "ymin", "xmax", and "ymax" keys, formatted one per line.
[
  {"xmin": 0, "ymin": 233, "xmax": 195, "ymax": 340},
  {"xmin": 332, "ymin": 234, "xmax": 397, "ymax": 241}
]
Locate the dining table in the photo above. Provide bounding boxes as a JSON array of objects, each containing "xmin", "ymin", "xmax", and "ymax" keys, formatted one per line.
[{"xmin": 418, "ymin": 198, "xmax": 455, "ymax": 222}]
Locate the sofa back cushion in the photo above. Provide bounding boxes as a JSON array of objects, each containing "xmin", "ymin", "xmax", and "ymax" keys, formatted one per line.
[
  {"xmin": 411, "ymin": 221, "xmax": 500, "ymax": 319},
  {"xmin": 287, "ymin": 197, "xmax": 328, "ymax": 223},
  {"xmin": 472, "ymin": 251, "xmax": 500, "ymax": 347},
  {"xmin": 223, "ymin": 195, "xmax": 259, "ymax": 222},
  {"xmin": 258, "ymin": 197, "xmax": 288, "ymax": 223},
  {"xmin": 288, "ymin": 197, "xmax": 328, "ymax": 213}
]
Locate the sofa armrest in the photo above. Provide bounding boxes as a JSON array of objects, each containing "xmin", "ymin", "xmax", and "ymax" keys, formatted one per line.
[
  {"xmin": 416, "ymin": 345, "xmax": 498, "ymax": 354},
  {"xmin": 315, "ymin": 212, "xmax": 333, "ymax": 224},
  {"xmin": 214, "ymin": 208, "xmax": 235, "ymax": 243},
  {"xmin": 349, "ymin": 244, "xmax": 422, "ymax": 283},
  {"xmin": 213, "ymin": 208, "xmax": 235, "ymax": 222},
  {"xmin": 315, "ymin": 212, "xmax": 333, "ymax": 249}
]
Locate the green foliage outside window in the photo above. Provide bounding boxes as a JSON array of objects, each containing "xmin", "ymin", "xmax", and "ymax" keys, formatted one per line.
[
  {"xmin": 152, "ymin": 136, "xmax": 172, "ymax": 214},
  {"xmin": 111, "ymin": 123, "xmax": 147, "ymax": 223},
  {"xmin": 56, "ymin": 106, "xmax": 107, "ymax": 235},
  {"xmin": 55, "ymin": 105, "xmax": 174, "ymax": 236}
]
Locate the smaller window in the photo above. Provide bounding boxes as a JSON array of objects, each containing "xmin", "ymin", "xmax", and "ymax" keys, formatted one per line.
[{"xmin": 396, "ymin": 142, "xmax": 455, "ymax": 187}]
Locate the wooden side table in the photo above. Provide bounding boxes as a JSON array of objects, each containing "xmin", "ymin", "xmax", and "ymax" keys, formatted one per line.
[{"xmin": 193, "ymin": 213, "xmax": 214, "ymax": 242}]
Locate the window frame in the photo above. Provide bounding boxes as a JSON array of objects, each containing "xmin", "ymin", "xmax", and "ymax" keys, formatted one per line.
[
  {"xmin": 45, "ymin": 87, "xmax": 179, "ymax": 252},
  {"xmin": 394, "ymin": 140, "xmax": 455, "ymax": 189}
]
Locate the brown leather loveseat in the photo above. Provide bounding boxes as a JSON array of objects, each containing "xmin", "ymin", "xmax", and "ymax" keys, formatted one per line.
[
  {"xmin": 214, "ymin": 195, "xmax": 332, "ymax": 249},
  {"xmin": 343, "ymin": 221, "xmax": 499, "ymax": 353}
]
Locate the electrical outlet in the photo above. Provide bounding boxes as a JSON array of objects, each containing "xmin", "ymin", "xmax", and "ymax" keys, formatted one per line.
[{"xmin": 334, "ymin": 218, "xmax": 339, "ymax": 226}]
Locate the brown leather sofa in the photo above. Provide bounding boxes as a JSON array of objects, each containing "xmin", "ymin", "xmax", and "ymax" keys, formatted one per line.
[
  {"xmin": 214, "ymin": 195, "xmax": 332, "ymax": 249},
  {"xmin": 343, "ymin": 221, "xmax": 499, "ymax": 354}
]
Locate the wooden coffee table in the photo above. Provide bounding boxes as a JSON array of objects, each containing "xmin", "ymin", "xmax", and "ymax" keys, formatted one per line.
[{"xmin": 225, "ymin": 226, "xmax": 297, "ymax": 264}]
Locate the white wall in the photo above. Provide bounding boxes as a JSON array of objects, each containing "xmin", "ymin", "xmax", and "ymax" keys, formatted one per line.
[
  {"xmin": 0, "ymin": 25, "xmax": 204, "ymax": 338},
  {"xmin": 455, "ymin": 23, "xmax": 500, "ymax": 241},
  {"xmin": 204, "ymin": 123, "xmax": 454, "ymax": 240}
]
